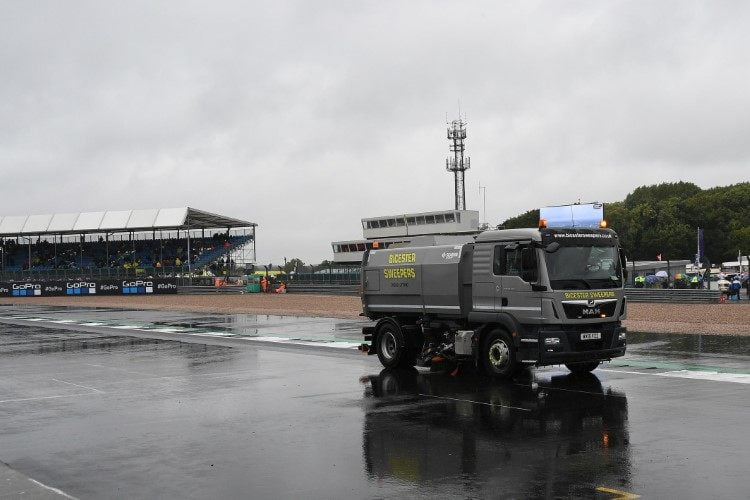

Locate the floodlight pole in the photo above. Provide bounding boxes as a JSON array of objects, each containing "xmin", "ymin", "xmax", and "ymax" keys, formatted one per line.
[{"xmin": 187, "ymin": 216, "xmax": 192, "ymax": 285}]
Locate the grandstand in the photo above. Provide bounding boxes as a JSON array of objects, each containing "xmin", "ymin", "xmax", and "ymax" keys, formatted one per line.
[{"xmin": 0, "ymin": 207, "xmax": 256, "ymax": 280}]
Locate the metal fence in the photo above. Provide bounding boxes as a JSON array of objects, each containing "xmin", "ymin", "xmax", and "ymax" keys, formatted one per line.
[{"xmin": 276, "ymin": 265, "xmax": 361, "ymax": 285}]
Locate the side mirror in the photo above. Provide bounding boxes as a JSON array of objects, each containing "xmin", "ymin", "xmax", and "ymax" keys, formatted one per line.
[{"xmin": 545, "ymin": 242, "xmax": 561, "ymax": 253}]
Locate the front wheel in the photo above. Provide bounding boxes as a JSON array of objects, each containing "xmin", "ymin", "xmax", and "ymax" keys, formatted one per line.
[
  {"xmin": 480, "ymin": 329, "xmax": 518, "ymax": 379},
  {"xmin": 565, "ymin": 361, "xmax": 600, "ymax": 374},
  {"xmin": 376, "ymin": 322, "xmax": 410, "ymax": 368}
]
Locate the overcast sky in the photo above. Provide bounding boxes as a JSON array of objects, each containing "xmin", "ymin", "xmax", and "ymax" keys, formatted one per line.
[{"xmin": 2, "ymin": 1, "xmax": 749, "ymax": 263}]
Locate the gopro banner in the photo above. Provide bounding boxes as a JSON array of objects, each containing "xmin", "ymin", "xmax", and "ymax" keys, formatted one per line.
[{"xmin": 0, "ymin": 279, "xmax": 178, "ymax": 297}]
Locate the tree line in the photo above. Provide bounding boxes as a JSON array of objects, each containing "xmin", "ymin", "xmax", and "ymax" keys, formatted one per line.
[{"xmin": 501, "ymin": 182, "xmax": 750, "ymax": 264}]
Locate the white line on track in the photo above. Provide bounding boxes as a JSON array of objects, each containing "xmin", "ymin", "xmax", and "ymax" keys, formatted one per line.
[
  {"xmin": 51, "ymin": 378, "xmax": 104, "ymax": 393},
  {"xmin": 0, "ymin": 393, "xmax": 97, "ymax": 404},
  {"xmin": 599, "ymin": 368, "xmax": 750, "ymax": 384},
  {"xmin": 27, "ymin": 477, "xmax": 79, "ymax": 500},
  {"xmin": 418, "ymin": 393, "xmax": 531, "ymax": 411}
]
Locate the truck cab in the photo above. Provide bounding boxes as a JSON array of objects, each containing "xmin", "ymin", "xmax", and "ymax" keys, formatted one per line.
[{"xmin": 470, "ymin": 227, "xmax": 627, "ymax": 372}]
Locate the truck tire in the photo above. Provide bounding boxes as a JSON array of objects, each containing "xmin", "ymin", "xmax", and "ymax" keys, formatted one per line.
[
  {"xmin": 376, "ymin": 322, "xmax": 410, "ymax": 368},
  {"xmin": 480, "ymin": 329, "xmax": 518, "ymax": 379},
  {"xmin": 565, "ymin": 361, "xmax": 600, "ymax": 374}
]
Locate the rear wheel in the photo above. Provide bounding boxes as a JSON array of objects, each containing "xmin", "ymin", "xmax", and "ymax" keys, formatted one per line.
[
  {"xmin": 480, "ymin": 329, "xmax": 518, "ymax": 379},
  {"xmin": 376, "ymin": 322, "xmax": 410, "ymax": 368},
  {"xmin": 565, "ymin": 361, "xmax": 600, "ymax": 374}
]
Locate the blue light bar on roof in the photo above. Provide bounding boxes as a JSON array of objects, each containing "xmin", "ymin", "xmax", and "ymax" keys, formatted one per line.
[{"xmin": 540, "ymin": 203, "xmax": 604, "ymax": 228}]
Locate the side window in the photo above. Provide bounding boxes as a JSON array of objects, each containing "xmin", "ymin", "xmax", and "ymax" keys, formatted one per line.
[
  {"xmin": 499, "ymin": 243, "xmax": 538, "ymax": 282},
  {"xmin": 493, "ymin": 246, "xmax": 505, "ymax": 275},
  {"xmin": 505, "ymin": 248, "xmax": 522, "ymax": 277}
]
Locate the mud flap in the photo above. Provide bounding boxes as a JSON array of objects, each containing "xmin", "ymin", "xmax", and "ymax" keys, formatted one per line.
[{"xmin": 361, "ymin": 326, "xmax": 377, "ymax": 355}]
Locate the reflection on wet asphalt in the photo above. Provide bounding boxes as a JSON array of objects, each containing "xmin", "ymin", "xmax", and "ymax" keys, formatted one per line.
[
  {"xmin": 363, "ymin": 369, "xmax": 631, "ymax": 498},
  {"xmin": 0, "ymin": 305, "xmax": 748, "ymax": 499},
  {"xmin": 0, "ymin": 304, "xmax": 366, "ymax": 347}
]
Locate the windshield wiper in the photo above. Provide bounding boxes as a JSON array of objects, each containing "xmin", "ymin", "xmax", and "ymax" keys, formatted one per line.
[
  {"xmin": 587, "ymin": 278, "xmax": 621, "ymax": 289},
  {"xmin": 551, "ymin": 279, "xmax": 592, "ymax": 290}
]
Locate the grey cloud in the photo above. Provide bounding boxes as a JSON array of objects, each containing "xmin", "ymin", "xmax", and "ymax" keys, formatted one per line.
[{"xmin": 1, "ymin": 1, "xmax": 748, "ymax": 263}]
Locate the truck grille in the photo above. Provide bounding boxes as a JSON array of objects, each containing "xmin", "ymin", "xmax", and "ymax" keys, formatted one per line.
[{"xmin": 562, "ymin": 301, "xmax": 617, "ymax": 319}]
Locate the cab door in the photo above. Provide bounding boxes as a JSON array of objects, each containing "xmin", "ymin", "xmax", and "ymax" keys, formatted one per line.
[
  {"xmin": 498, "ymin": 243, "xmax": 543, "ymax": 321},
  {"xmin": 471, "ymin": 242, "xmax": 503, "ymax": 312}
]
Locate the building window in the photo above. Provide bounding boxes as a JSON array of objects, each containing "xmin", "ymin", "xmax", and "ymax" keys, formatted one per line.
[
  {"xmin": 425, "ymin": 215, "xmax": 436, "ymax": 224},
  {"xmin": 396, "ymin": 218, "xmax": 405, "ymax": 226},
  {"xmin": 417, "ymin": 216, "xmax": 426, "ymax": 225},
  {"xmin": 435, "ymin": 214, "xmax": 446, "ymax": 223},
  {"xmin": 445, "ymin": 213, "xmax": 455, "ymax": 223},
  {"xmin": 406, "ymin": 217, "xmax": 415, "ymax": 225},
  {"xmin": 356, "ymin": 243, "xmax": 366, "ymax": 251},
  {"xmin": 455, "ymin": 212, "xmax": 461, "ymax": 223}
]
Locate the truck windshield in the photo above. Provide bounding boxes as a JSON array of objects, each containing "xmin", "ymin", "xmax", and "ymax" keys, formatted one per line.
[{"xmin": 545, "ymin": 246, "xmax": 622, "ymax": 290}]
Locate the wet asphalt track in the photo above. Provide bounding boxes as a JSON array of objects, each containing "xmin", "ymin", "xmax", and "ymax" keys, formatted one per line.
[{"xmin": 0, "ymin": 305, "xmax": 748, "ymax": 499}]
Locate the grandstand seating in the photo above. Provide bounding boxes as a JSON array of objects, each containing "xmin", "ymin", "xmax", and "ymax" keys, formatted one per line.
[{"xmin": 1, "ymin": 233, "xmax": 253, "ymax": 275}]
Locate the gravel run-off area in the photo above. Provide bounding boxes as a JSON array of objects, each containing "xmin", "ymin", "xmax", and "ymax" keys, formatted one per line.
[{"xmin": 0, "ymin": 295, "xmax": 749, "ymax": 336}]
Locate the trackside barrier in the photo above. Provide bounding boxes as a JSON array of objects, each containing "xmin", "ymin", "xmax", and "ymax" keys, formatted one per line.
[
  {"xmin": 624, "ymin": 288, "xmax": 721, "ymax": 303},
  {"xmin": 287, "ymin": 284, "xmax": 360, "ymax": 295},
  {"xmin": 176, "ymin": 284, "xmax": 360, "ymax": 296},
  {"xmin": 0, "ymin": 278, "xmax": 178, "ymax": 297},
  {"xmin": 178, "ymin": 285, "xmax": 245, "ymax": 295}
]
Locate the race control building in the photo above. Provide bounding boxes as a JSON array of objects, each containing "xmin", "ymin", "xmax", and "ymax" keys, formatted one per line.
[{"xmin": 331, "ymin": 209, "xmax": 480, "ymax": 264}]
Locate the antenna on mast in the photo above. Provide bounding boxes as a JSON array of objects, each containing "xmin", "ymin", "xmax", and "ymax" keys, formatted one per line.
[{"xmin": 445, "ymin": 114, "xmax": 470, "ymax": 211}]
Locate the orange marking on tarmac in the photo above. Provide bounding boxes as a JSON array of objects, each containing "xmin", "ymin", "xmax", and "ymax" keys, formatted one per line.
[{"xmin": 596, "ymin": 486, "xmax": 641, "ymax": 499}]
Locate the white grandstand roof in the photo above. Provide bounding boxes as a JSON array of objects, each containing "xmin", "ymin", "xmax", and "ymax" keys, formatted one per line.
[{"xmin": 0, "ymin": 207, "xmax": 255, "ymax": 236}]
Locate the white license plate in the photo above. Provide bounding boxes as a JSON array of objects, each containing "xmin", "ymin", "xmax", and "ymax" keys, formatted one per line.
[{"xmin": 580, "ymin": 332, "xmax": 601, "ymax": 340}]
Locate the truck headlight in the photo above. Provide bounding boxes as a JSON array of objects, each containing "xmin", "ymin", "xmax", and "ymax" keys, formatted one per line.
[
  {"xmin": 544, "ymin": 337, "xmax": 560, "ymax": 345},
  {"xmin": 618, "ymin": 332, "xmax": 626, "ymax": 341}
]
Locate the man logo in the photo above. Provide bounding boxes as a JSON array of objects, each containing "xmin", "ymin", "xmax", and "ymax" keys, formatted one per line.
[{"xmin": 587, "ymin": 299, "xmax": 596, "ymax": 306}]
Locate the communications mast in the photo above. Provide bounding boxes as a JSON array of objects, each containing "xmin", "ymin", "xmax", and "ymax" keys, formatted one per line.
[{"xmin": 446, "ymin": 117, "xmax": 470, "ymax": 210}]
